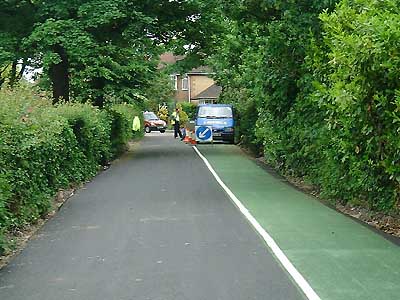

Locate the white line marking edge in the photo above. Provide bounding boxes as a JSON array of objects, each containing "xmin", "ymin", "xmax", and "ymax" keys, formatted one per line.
[{"xmin": 192, "ymin": 146, "xmax": 321, "ymax": 300}]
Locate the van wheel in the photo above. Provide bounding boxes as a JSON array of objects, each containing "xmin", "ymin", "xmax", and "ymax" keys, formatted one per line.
[
  {"xmin": 160, "ymin": 130, "xmax": 165, "ymax": 133},
  {"xmin": 145, "ymin": 126, "xmax": 151, "ymax": 133}
]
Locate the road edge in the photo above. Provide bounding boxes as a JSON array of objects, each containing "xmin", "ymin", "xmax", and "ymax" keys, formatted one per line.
[{"xmin": 192, "ymin": 145, "xmax": 320, "ymax": 300}]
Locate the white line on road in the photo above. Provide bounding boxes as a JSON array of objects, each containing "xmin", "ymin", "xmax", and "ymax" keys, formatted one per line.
[{"xmin": 192, "ymin": 146, "xmax": 321, "ymax": 300}]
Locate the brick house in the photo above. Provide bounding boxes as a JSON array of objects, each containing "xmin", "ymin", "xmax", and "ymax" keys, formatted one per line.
[{"xmin": 159, "ymin": 53, "xmax": 222, "ymax": 105}]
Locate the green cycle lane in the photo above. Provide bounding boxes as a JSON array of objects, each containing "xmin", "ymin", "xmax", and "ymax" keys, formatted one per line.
[{"xmin": 197, "ymin": 145, "xmax": 400, "ymax": 300}]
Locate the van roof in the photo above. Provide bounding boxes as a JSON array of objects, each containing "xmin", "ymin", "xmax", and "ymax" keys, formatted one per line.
[{"xmin": 198, "ymin": 104, "xmax": 232, "ymax": 107}]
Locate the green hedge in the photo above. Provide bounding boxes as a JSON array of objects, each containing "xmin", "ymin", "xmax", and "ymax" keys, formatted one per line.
[
  {"xmin": 0, "ymin": 86, "xmax": 143, "ymax": 254},
  {"xmin": 108, "ymin": 103, "xmax": 143, "ymax": 155},
  {"xmin": 312, "ymin": 0, "xmax": 400, "ymax": 209},
  {"xmin": 210, "ymin": 0, "xmax": 399, "ymax": 211},
  {"xmin": 56, "ymin": 103, "xmax": 112, "ymax": 174},
  {"xmin": 180, "ymin": 102, "xmax": 197, "ymax": 121}
]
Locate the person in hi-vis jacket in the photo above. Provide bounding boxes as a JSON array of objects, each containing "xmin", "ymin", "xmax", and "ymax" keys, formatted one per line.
[{"xmin": 171, "ymin": 108, "xmax": 183, "ymax": 140}]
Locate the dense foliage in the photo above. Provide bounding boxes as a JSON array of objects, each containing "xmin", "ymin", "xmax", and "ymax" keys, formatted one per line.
[
  {"xmin": 0, "ymin": 86, "xmax": 142, "ymax": 253},
  {"xmin": 180, "ymin": 102, "xmax": 197, "ymax": 121},
  {"xmin": 0, "ymin": 0, "xmax": 212, "ymax": 105},
  {"xmin": 176, "ymin": 103, "xmax": 189, "ymax": 126},
  {"xmin": 143, "ymin": 72, "xmax": 174, "ymax": 113},
  {"xmin": 208, "ymin": 0, "xmax": 400, "ymax": 210},
  {"xmin": 313, "ymin": 0, "xmax": 400, "ymax": 208}
]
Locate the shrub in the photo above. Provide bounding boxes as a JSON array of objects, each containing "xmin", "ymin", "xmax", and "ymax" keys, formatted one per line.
[
  {"xmin": 107, "ymin": 103, "xmax": 143, "ymax": 156},
  {"xmin": 312, "ymin": 0, "xmax": 400, "ymax": 209},
  {"xmin": 0, "ymin": 86, "xmax": 70, "ymax": 232},
  {"xmin": 0, "ymin": 174, "xmax": 12, "ymax": 254},
  {"xmin": 157, "ymin": 103, "xmax": 169, "ymax": 124},
  {"xmin": 209, "ymin": 0, "xmax": 399, "ymax": 210},
  {"xmin": 180, "ymin": 102, "xmax": 197, "ymax": 120},
  {"xmin": 176, "ymin": 103, "xmax": 189, "ymax": 127},
  {"xmin": 56, "ymin": 103, "xmax": 111, "ymax": 171},
  {"xmin": 0, "ymin": 86, "xmax": 143, "ymax": 252}
]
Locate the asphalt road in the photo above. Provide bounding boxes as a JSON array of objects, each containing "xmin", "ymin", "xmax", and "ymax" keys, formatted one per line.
[{"xmin": 0, "ymin": 133, "xmax": 305, "ymax": 300}]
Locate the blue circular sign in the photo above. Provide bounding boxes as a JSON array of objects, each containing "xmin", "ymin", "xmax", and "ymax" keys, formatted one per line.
[{"xmin": 196, "ymin": 126, "xmax": 212, "ymax": 141}]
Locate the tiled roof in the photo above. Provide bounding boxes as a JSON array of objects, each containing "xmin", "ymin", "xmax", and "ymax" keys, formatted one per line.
[{"xmin": 192, "ymin": 84, "xmax": 222, "ymax": 99}]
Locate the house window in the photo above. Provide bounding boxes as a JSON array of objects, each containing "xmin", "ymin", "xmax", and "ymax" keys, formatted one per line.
[
  {"xmin": 182, "ymin": 76, "xmax": 188, "ymax": 90},
  {"xmin": 170, "ymin": 75, "xmax": 177, "ymax": 90}
]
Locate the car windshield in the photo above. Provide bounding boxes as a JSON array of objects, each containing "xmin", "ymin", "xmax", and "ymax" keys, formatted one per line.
[
  {"xmin": 198, "ymin": 106, "xmax": 233, "ymax": 118},
  {"xmin": 144, "ymin": 112, "xmax": 159, "ymax": 121}
]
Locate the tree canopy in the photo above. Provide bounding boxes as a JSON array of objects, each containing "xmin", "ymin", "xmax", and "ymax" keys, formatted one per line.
[
  {"xmin": 0, "ymin": 0, "xmax": 214, "ymax": 105},
  {"xmin": 204, "ymin": 0, "xmax": 400, "ymax": 210}
]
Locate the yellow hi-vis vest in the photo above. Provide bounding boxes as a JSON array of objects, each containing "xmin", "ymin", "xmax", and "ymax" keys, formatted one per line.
[
  {"xmin": 171, "ymin": 111, "xmax": 180, "ymax": 125},
  {"xmin": 132, "ymin": 116, "xmax": 141, "ymax": 131}
]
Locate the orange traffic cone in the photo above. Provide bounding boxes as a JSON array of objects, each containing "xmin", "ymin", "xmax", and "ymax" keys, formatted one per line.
[
  {"xmin": 187, "ymin": 133, "xmax": 194, "ymax": 144},
  {"xmin": 183, "ymin": 128, "xmax": 190, "ymax": 143}
]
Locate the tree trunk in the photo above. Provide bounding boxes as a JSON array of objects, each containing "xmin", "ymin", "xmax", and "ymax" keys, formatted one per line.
[
  {"xmin": 9, "ymin": 59, "xmax": 26, "ymax": 87},
  {"xmin": 49, "ymin": 44, "xmax": 69, "ymax": 103},
  {"xmin": 9, "ymin": 60, "xmax": 17, "ymax": 86},
  {"xmin": 17, "ymin": 61, "xmax": 27, "ymax": 82}
]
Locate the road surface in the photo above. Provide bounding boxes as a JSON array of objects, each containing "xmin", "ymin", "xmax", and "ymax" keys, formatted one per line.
[{"xmin": 0, "ymin": 133, "xmax": 305, "ymax": 300}]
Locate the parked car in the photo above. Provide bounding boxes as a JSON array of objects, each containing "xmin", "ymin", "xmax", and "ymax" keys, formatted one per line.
[
  {"xmin": 143, "ymin": 111, "xmax": 167, "ymax": 133},
  {"xmin": 195, "ymin": 104, "xmax": 235, "ymax": 143}
]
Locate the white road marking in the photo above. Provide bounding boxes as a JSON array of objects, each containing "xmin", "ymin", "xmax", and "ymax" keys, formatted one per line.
[{"xmin": 192, "ymin": 146, "xmax": 321, "ymax": 300}]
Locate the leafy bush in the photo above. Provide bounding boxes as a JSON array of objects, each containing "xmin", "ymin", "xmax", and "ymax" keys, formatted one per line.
[
  {"xmin": 0, "ymin": 86, "xmax": 143, "ymax": 252},
  {"xmin": 176, "ymin": 103, "xmax": 189, "ymax": 127},
  {"xmin": 157, "ymin": 103, "xmax": 169, "ymax": 124},
  {"xmin": 0, "ymin": 86, "xmax": 71, "ymax": 233},
  {"xmin": 209, "ymin": 0, "xmax": 399, "ymax": 210},
  {"xmin": 180, "ymin": 102, "xmax": 197, "ymax": 120},
  {"xmin": 56, "ymin": 103, "xmax": 111, "ymax": 170},
  {"xmin": 107, "ymin": 103, "xmax": 143, "ymax": 156},
  {"xmin": 311, "ymin": 0, "xmax": 400, "ymax": 209},
  {"xmin": 0, "ymin": 174, "xmax": 12, "ymax": 254}
]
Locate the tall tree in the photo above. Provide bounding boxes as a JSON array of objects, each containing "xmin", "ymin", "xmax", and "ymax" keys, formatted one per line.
[
  {"xmin": 0, "ymin": 0, "xmax": 35, "ymax": 87},
  {"xmin": 1, "ymin": 0, "xmax": 214, "ymax": 105}
]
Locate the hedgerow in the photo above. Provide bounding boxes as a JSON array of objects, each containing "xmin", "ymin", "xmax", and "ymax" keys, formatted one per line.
[
  {"xmin": 108, "ymin": 103, "xmax": 143, "ymax": 155},
  {"xmin": 209, "ymin": 0, "xmax": 399, "ymax": 211},
  {"xmin": 0, "ymin": 86, "xmax": 143, "ymax": 254},
  {"xmin": 312, "ymin": 0, "xmax": 400, "ymax": 209}
]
